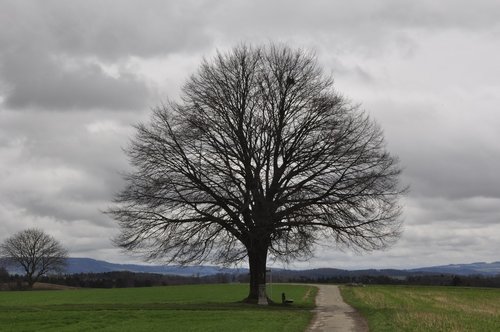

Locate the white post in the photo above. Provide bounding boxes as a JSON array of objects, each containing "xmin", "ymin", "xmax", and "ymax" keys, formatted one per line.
[
  {"xmin": 266, "ymin": 268, "xmax": 272, "ymax": 301},
  {"xmin": 257, "ymin": 284, "xmax": 268, "ymax": 305}
]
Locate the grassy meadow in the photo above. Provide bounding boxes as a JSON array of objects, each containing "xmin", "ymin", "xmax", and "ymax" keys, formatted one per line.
[
  {"xmin": 0, "ymin": 283, "xmax": 316, "ymax": 332},
  {"xmin": 340, "ymin": 285, "xmax": 500, "ymax": 332}
]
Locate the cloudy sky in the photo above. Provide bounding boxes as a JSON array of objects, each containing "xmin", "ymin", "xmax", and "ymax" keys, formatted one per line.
[{"xmin": 1, "ymin": 0, "xmax": 499, "ymax": 270}]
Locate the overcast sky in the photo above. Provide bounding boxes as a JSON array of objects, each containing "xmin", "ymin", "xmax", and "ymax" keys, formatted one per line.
[{"xmin": 1, "ymin": 0, "xmax": 499, "ymax": 270}]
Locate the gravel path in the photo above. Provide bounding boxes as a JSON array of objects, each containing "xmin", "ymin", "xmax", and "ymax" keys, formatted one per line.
[{"xmin": 307, "ymin": 284, "xmax": 369, "ymax": 332}]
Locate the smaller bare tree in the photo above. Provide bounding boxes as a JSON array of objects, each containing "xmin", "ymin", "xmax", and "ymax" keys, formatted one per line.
[{"xmin": 0, "ymin": 228, "xmax": 68, "ymax": 288}]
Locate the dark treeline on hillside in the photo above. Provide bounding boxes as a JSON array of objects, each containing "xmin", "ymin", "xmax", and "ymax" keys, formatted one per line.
[
  {"xmin": 289, "ymin": 274, "xmax": 500, "ymax": 288},
  {"xmin": 2, "ymin": 266, "xmax": 500, "ymax": 290},
  {"xmin": 0, "ymin": 270, "xmax": 241, "ymax": 290}
]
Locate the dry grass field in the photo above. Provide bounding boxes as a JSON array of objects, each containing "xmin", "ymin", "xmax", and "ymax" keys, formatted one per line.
[{"xmin": 341, "ymin": 285, "xmax": 500, "ymax": 331}]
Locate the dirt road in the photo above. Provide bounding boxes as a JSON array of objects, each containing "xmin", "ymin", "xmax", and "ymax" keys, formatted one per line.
[{"xmin": 307, "ymin": 284, "xmax": 368, "ymax": 332}]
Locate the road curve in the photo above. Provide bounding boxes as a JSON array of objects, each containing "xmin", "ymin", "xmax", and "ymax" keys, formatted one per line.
[{"xmin": 307, "ymin": 284, "xmax": 368, "ymax": 332}]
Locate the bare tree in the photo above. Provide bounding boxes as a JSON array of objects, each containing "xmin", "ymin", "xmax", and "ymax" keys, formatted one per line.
[
  {"xmin": 110, "ymin": 44, "xmax": 405, "ymax": 304},
  {"xmin": 0, "ymin": 228, "xmax": 68, "ymax": 288}
]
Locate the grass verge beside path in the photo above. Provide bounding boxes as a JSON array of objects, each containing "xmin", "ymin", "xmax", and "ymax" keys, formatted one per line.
[
  {"xmin": 340, "ymin": 285, "xmax": 500, "ymax": 332},
  {"xmin": 0, "ymin": 284, "xmax": 317, "ymax": 332}
]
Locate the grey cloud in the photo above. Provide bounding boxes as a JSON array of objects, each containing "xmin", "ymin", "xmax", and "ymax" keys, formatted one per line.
[
  {"xmin": 2, "ymin": 0, "xmax": 499, "ymax": 62},
  {"xmin": 405, "ymin": 197, "xmax": 500, "ymax": 227},
  {"xmin": 0, "ymin": 162, "xmax": 115, "ymax": 227},
  {"xmin": 10, "ymin": 193, "xmax": 112, "ymax": 227},
  {"xmin": 0, "ymin": 110, "xmax": 137, "ymax": 174},
  {"xmin": 0, "ymin": 201, "xmax": 117, "ymax": 259},
  {"xmin": 0, "ymin": 110, "xmax": 134, "ymax": 230},
  {"xmin": 268, "ymin": 0, "xmax": 500, "ymax": 31},
  {"xmin": 1, "ymin": 50, "xmax": 151, "ymax": 111},
  {"xmin": 372, "ymin": 0, "xmax": 500, "ymax": 31},
  {"xmin": 0, "ymin": 0, "xmax": 214, "ymax": 111},
  {"xmin": 0, "ymin": 0, "xmax": 213, "ymax": 60},
  {"xmin": 365, "ymin": 99, "xmax": 500, "ymax": 200},
  {"xmin": 403, "ymin": 151, "xmax": 500, "ymax": 200},
  {"xmin": 4, "ymin": 0, "xmax": 499, "ymax": 112},
  {"xmin": 401, "ymin": 223, "xmax": 498, "ymax": 256},
  {"xmin": 208, "ymin": 0, "xmax": 500, "ymax": 58}
]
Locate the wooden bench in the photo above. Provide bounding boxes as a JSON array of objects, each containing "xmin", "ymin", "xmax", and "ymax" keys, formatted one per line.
[{"xmin": 281, "ymin": 292, "xmax": 294, "ymax": 304}]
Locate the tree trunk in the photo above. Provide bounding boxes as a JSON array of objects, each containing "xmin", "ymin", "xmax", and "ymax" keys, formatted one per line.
[
  {"xmin": 27, "ymin": 274, "xmax": 35, "ymax": 289},
  {"xmin": 246, "ymin": 245, "xmax": 269, "ymax": 305}
]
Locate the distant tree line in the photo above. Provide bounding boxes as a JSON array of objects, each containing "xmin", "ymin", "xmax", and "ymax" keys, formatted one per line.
[
  {"xmin": 0, "ymin": 271, "xmax": 241, "ymax": 290},
  {"xmin": 2, "ymin": 267, "xmax": 500, "ymax": 290},
  {"xmin": 288, "ymin": 274, "xmax": 500, "ymax": 288}
]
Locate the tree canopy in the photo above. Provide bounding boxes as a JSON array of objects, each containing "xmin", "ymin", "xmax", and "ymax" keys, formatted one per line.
[{"xmin": 110, "ymin": 44, "xmax": 404, "ymax": 303}]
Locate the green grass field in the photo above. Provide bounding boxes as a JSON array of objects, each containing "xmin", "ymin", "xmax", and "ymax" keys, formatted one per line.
[
  {"xmin": 0, "ymin": 284, "xmax": 316, "ymax": 332},
  {"xmin": 340, "ymin": 285, "xmax": 500, "ymax": 332}
]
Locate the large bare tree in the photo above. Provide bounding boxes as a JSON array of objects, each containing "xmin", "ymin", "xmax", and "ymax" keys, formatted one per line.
[
  {"xmin": 0, "ymin": 228, "xmax": 68, "ymax": 288},
  {"xmin": 110, "ymin": 44, "xmax": 404, "ymax": 303}
]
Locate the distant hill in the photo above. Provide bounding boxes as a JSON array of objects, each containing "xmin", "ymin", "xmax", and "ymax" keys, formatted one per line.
[
  {"xmin": 287, "ymin": 262, "xmax": 500, "ymax": 278},
  {"xmin": 64, "ymin": 258, "xmax": 247, "ymax": 276},
  {"xmin": 3, "ymin": 257, "xmax": 500, "ymax": 277},
  {"xmin": 408, "ymin": 261, "xmax": 500, "ymax": 276},
  {"xmin": 64, "ymin": 258, "xmax": 500, "ymax": 277}
]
